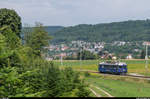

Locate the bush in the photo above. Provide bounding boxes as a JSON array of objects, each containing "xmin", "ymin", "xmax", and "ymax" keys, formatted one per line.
[
  {"xmin": 84, "ymin": 71, "xmax": 90, "ymax": 77},
  {"xmin": 75, "ymin": 80, "xmax": 91, "ymax": 97},
  {"xmin": 0, "ymin": 8, "xmax": 90, "ymax": 97}
]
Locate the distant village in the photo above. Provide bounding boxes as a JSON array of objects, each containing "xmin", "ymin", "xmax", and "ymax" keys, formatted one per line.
[{"xmin": 44, "ymin": 40, "xmax": 149, "ymax": 60}]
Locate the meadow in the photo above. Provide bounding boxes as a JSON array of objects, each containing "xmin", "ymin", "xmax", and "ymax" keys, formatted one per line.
[
  {"xmin": 52, "ymin": 59, "xmax": 150, "ymax": 97},
  {"xmin": 53, "ymin": 59, "xmax": 150, "ymax": 76},
  {"xmin": 85, "ymin": 73, "xmax": 150, "ymax": 97}
]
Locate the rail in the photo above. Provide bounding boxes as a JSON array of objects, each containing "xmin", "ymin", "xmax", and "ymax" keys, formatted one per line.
[{"xmin": 76, "ymin": 69, "xmax": 150, "ymax": 79}]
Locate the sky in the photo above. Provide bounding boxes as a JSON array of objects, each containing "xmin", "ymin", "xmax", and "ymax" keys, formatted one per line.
[{"xmin": 1, "ymin": 0, "xmax": 150, "ymax": 26}]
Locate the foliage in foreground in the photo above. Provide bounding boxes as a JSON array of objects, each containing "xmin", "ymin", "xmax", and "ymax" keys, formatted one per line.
[
  {"xmin": 0, "ymin": 62, "xmax": 90, "ymax": 97},
  {"xmin": 0, "ymin": 8, "xmax": 90, "ymax": 97}
]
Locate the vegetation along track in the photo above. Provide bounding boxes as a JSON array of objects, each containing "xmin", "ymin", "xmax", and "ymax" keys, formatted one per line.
[{"xmin": 78, "ymin": 69, "xmax": 150, "ymax": 80}]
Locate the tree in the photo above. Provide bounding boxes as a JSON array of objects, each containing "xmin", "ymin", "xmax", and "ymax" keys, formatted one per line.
[
  {"xmin": 0, "ymin": 8, "xmax": 22, "ymax": 38},
  {"xmin": 0, "ymin": 33, "xmax": 6, "ymax": 50},
  {"xmin": 141, "ymin": 50, "xmax": 145, "ymax": 59},
  {"xmin": 0, "ymin": 8, "xmax": 91, "ymax": 97},
  {"xmin": 98, "ymin": 51, "xmax": 103, "ymax": 56},
  {"xmin": 22, "ymin": 23, "xmax": 33, "ymax": 46},
  {"xmin": 28, "ymin": 22, "xmax": 52, "ymax": 56},
  {"xmin": 1, "ymin": 27, "xmax": 21, "ymax": 50},
  {"xmin": 77, "ymin": 50, "xmax": 98, "ymax": 60},
  {"xmin": 0, "ymin": 33, "xmax": 9, "ymax": 67}
]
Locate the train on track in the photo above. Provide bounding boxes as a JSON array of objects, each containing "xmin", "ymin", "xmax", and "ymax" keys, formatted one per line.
[{"xmin": 98, "ymin": 61, "xmax": 127, "ymax": 75}]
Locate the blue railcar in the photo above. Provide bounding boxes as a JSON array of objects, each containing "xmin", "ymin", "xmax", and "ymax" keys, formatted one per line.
[{"xmin": 98, "ymin": 61, "xmax": 127, "ymax": 75}]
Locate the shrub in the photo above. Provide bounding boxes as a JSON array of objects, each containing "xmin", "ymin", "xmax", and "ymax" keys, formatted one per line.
[{"xmin": 84, "ymin": 71, "xmax": 90, "ymax": 77}]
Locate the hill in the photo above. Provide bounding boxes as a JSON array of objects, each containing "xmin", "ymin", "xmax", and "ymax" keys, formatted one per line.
[
  {"xmin": 21, "ymin": 26, "xmax": 64, "ymax": 41},
  {"xmin": 48, "ymin": 19, "xmax": 150, "ymax": 44},
  {"xmin": 44, "ymin": 26, "xmax": 64, "ymax": 34}
]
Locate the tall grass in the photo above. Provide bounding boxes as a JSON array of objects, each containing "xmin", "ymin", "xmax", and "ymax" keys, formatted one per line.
[{"xmin": 85, "ymin": 73, "xmax": 150, "ymax": 97}]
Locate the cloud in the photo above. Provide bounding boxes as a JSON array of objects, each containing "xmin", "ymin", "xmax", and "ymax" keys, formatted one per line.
[{"xmin": 1, "ymin": 0, "xmax": 150, "ymax": 26}]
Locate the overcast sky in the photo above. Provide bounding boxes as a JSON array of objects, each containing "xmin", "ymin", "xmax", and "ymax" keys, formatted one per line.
[{"xmin": 1, "ymin": 0, "xmax": 150, "ymax": 26}]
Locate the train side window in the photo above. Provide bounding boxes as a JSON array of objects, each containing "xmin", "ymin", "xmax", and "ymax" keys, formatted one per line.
[
  {"xmin": 113, "ymin": 66, "xmax": 117, "ymax": 69},
  {"xmin": 109, "ymin": 65, "xmax": 112, "ymax": 69},
  {"xmin": 105, "ymin": 65, "xmax": 109, "ymax": 69},
  {"xmin": 103, "ymin": 65, "xmax": 106, "ymax": 69},
  {"xmin": 105, "ymin": 65, "xmax": 107, "ymax": 69},
  {"xmin": 101, "ymin": 65, "xmax": 104, "ymax": 68}
]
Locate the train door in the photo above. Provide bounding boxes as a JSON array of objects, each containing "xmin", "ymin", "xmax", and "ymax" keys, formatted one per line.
[
  {"xmin": 123, "ymin": 65, "xmax": 127, "ymax": 73},
  {"xmin": 112, "ymin": 65, "xmax": 116, "ymax": 73}
]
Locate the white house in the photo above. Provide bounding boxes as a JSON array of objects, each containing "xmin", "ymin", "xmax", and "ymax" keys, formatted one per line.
[{"xmin": 126, "ymin": 54, "xmax": 133, "ymax": 59}]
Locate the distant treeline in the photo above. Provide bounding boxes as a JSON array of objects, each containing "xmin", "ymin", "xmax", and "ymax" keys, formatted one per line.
[
  {"xmin": 21, "ymin": 26, "xmax": 64, "ymax": 41},
  {"xmin": 43, "ymin": 19, "xmax": 150, "ymax": 44}
]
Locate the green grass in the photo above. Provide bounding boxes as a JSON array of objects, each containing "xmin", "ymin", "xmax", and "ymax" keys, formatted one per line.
[
  {"xmin": 90, "ymin": 85, "xmax": 108, "ymax": 97},
  {"xmin": 120, "ymin": 59, "xmax": 150, "ymax": 64},
  {"xmin": 53, "ymin": 59, "xmax": 150, "ymax": 76},
  {"xmin": 85, "ymin": 74, "xmax": 150, "ymax": 97},
  {"xmin": 53, "ymin": 60, "xmax": 100, "ymax": 67},
  {"xmin": 89, "ymin": 89, "xmax": 97, "ymax": 97},
  {"xmin": 53, "ymin": 60, "xmax": 150, "ymax": 97}
]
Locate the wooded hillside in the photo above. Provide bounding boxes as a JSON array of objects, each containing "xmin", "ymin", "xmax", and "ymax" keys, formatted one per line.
[{"xmin": 47, "ymin": 20, "xmax": 150, "ymax": 44}]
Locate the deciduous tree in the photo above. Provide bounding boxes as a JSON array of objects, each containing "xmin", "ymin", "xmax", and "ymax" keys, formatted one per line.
[{"xmin": 0, "ymin": 8, "xmax": 22, "ymax": 38}]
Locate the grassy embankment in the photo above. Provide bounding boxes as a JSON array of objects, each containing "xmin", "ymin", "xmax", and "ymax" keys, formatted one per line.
[
  {"xmin": 84, "ymin": 72, "xmax": 150, "ymax": 97},
  {"xmin": 53, "ymin": 60, "xmax": 150, "ymax": 97}
]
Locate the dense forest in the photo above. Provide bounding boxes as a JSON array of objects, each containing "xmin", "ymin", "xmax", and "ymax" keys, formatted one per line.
[
  {"xmin": 21, "ymin": 26, "xmax": 64, "ymax": 43},
  {"xmin": 44, "ymin": 26, "xmax": 64, "ymax": 35},
  {"xmin": 46, "ymin": 20, "xmax": 150, "ymax": 44},
  {"xmin": 0, "ymin": 8, "xmax": 90, "ymax": 97}
]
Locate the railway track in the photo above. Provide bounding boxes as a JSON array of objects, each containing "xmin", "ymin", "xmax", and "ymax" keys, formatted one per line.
[
  {"xmin": 125, "ymin": 74, "xmax": 150, "ymax": 79},
  {"xmin": 77, "ymin": 70, "xmax": 150, "ymax": 80}
]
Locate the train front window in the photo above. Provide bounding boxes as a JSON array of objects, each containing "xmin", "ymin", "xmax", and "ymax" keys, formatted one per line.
[
  {"xmin": 119, "ymin": 66, "xmax": 123, "ymax": 68},
  {"xmin": 123, "ymin": 65, "xmax": 127, "ymax": 69},
  {"xmin": 104, "ymin": 65, "xmax": 109, "ymax": 69},
  {"xmin": 105, "ymin": 65, "xmax": 113, "ymax": 69}
]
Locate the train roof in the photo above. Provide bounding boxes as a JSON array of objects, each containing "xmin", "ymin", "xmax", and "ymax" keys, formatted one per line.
[{"xmin": 99, "ymin": 62, "xmax": 127, "ymax": 66}]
